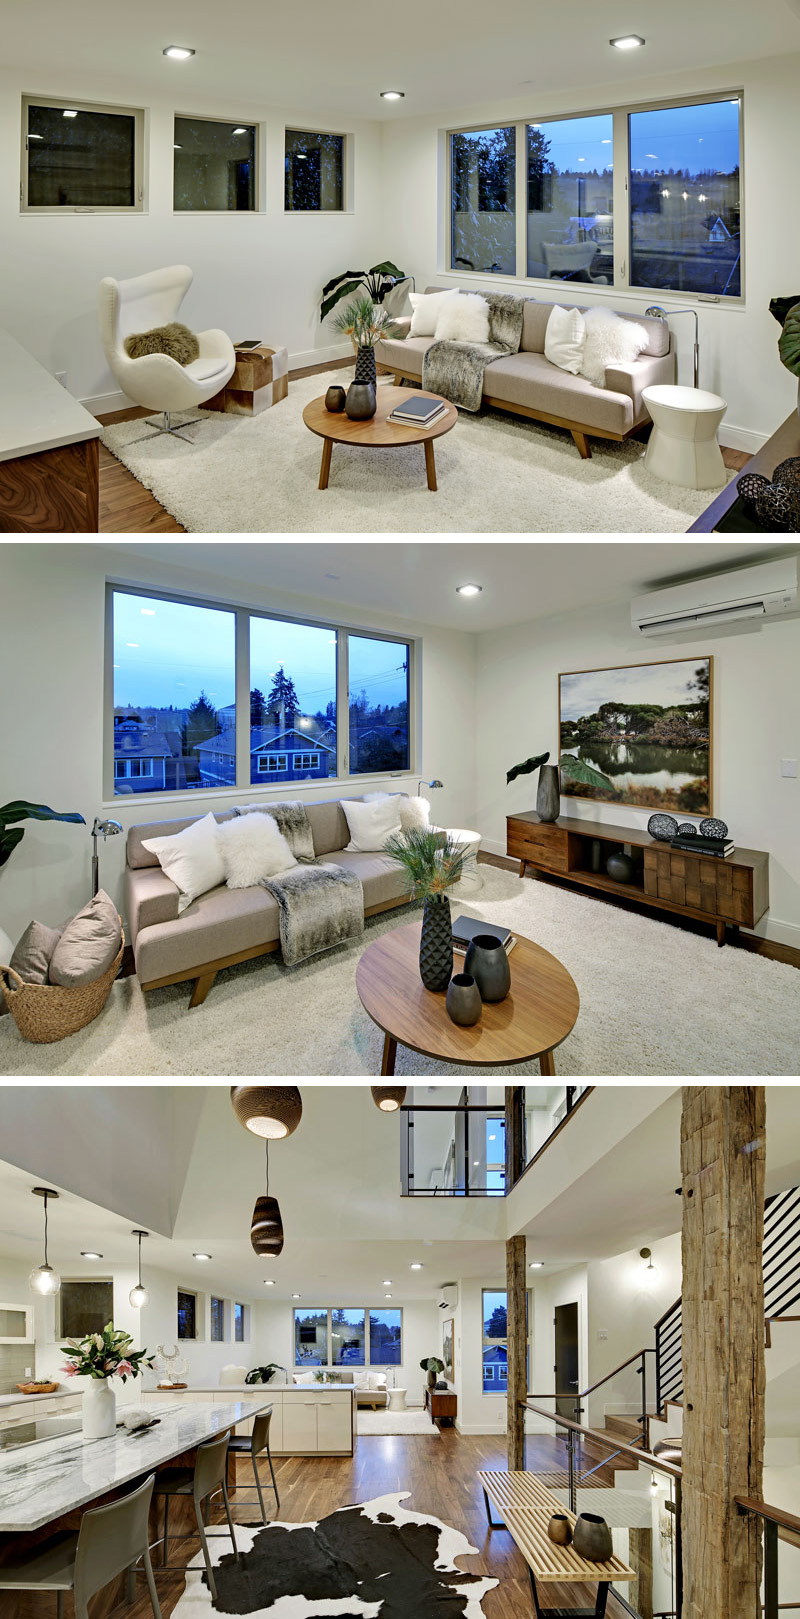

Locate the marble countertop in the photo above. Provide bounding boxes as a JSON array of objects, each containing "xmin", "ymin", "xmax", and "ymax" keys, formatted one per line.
[
  {"xmin": 0, "ymin": 1397, "xmax": 271, "ymax": 1534},
  {"xmin": 150, "ymin": 1383, "xmax": 355, "ymax": 1394},
  {"xmin": 0, "ymin": 1387, "xmax": 74, "ymax": 1409}
]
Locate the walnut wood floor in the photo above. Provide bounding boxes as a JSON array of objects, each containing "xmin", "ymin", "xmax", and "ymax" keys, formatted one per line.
[
  {"xmin": 94, "ymin": 362, "xmax": 750, "ymax": 535},
  {"xmin": 117, "ymin": 1434, "xmax": 630, "ymax": 1619}
]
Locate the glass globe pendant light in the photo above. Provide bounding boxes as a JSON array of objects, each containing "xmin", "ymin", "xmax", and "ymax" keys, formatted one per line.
[
  {"xmin": 129, "ymin": 1229, "xmax": 149, "ymax": 1308},
  {"xmin": 29, "ymin": 1188, "xmax": 61, "ymax": 1295}
]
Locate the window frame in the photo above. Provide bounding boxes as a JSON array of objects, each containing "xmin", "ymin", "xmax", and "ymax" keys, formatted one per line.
[
  {"xmin": 210, "ymin": 1295, "xmax": 227, "ymax": 1343},
  {"xmin": 292, "ymin": 1306, "xmax": 404, "ymax": 1368},
  {"xmin": 172, "ymin": 112, "xmax": 265, "ymax": 214},
  {"xmin": 444, "ymin": 89, "xmax": 744, "ymax": 307},
  {"xmin": 21, "ymin": 94, "xmax": 145, "ymax": 214},
  {"xmin": 234, "ymin": 1301, "xmax": 249, "ymax": 1342},
  {"xmin": 480, "ymin": 1287, "xmax": 531, "ymax": 1397},
  {"xmin": 283, "ymin": 126, "xmax": 351, "ymax": 214},
  {"xmin": 104, "ymin": 582, "xmax": 419, "ymax": 803},
  {"xmin": 177, "ymin": 1288, "xmax": 199, "ymax": 1341}
]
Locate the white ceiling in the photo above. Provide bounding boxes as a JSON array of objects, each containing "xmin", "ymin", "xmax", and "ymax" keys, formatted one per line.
[
  {"xmin": 107, "ymin": 540, "xmax": 800, "ymax": 635},
  {"xmin": 4, "ymin": 0, "xmax": 800, "ymax": 118}
]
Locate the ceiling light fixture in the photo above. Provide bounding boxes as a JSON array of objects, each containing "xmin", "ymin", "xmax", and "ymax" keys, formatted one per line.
[
  {"xmin": 29, "ymin": 1189, "xmax": 61, "ymax": 1295},
  {"xmin": 456, "ymin": 583, "xmax": 482, "ymax": 596},
  {"xmin": 292, "ymin": 1293, "xmax": 301, "ymax": 1299},
  {"xmin": 193, "ymin": 1252, "xmax": 212, "ymax": 1261},
  {"xmin": 610, "ymin": 34, "xmax": 645, "ymax": 48},
  {"xmin": 231, "ymin": 1085, "xmax": 303, "ymax": 1139},
  {"xmin": 81, "ymin": 1251, "xmax": 103, "ymax": 1260},
  {"xmin": 384, "ymin": 1294, "xmax": 393, "ymax": 1299},
  {"xmin": 163, "ymin": 45, "xmax": 195, "ymax": 58},
  {"xmin": 129, "ymin": 1229, "xmax": 149, "ymax": 1309},
  {"xmin": 380, "ymin": 91, "xmax": 405, "ymax": 100},
  {"xmin": 251, "ymin": 1142, "xmax": 285, "ymax": 1257},
  {"xmin": 371, "ymin": 1087, "xmax": 407, "ymax": 1112},
  {"xmin": 382, "ymin": 1280, "xmax": 392, "ymax": 1287},
  {"xmin": 529, "ymin": 1261, "xmax": 544, "ymax": 1269},
  {"xmin": 410, "ymin": 1262, "xmax": 423, "ymax": 1271},
  {"xmin": 263, "ymin": 1279, "xmax": 276, "ymax": 1286}
]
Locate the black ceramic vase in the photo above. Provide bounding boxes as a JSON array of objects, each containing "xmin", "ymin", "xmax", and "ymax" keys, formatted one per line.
[
  {"xmin": 464, "ymin": 934, "xmax": 511, "ymax": 1003},
  {"xmin": 419, "ymin": 895, "xmax": 453, "ymax": 992},
  {"xmin": 446, "ymin": 973, "xmax": 482, "ymax": 1027},
  {"xmin": 536, "ymin": 764, "xmax": 561, "ymax": 823},
  {"xmin": 345, "ymin": 381, "xmax": 377, "ymax": 420},
  {"xmin": 606, "ymin": 850, "xmax": 634, "ymax": 883},
  {"xmin": 354, "ymin": 344, "xmax": 377, "ymax": 386},
  {"xmin": 324, "ymin": 384, "xmax": 346, "ymax": 413},
  {"xmin": 572, "ymin": 1513, "xmax": 613, "ymax": 1562}
]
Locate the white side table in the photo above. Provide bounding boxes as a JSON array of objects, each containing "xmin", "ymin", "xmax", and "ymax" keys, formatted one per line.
[
  {"xmin": 433, "ymin": 826, "xmax": 483, "ymax": 892},
  {"xmin": 387, "ymin": 1387, "xmax": 407, "ymax": 1411},
  {"xmin": 642, "ymin": 384, "xmax": 727, "ymax": 490}
]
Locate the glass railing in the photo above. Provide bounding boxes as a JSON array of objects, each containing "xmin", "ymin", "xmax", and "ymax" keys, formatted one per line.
[
  {"xmin": 521, "ymin": 1084, "xmax": 589, "ymax": 1171},
  {"xmin": 400, "ymin": 1085, "xmax": 591, "ymax": 1196}
]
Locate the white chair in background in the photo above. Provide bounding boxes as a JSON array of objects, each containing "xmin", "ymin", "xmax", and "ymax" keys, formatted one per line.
[{"xmin": 97, "ymin": 264, "xmax": 235, "ymax": 444}]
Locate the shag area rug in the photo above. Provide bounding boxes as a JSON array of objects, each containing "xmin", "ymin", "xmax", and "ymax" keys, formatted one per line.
[
  {"xmin": 169, "ymin": 1492, "xmax": 495, "ymax": 1618},
  {"xmin": 1, "ymin": 866, "xmax": 797, "ymax": 1077},
  {"xmin": 356, "ymin": 1409, "xmax": 439, "ymax": 1436},
  {"xmin": 101, "ymin": 371, "xmax": 723, "ymax": 534}
]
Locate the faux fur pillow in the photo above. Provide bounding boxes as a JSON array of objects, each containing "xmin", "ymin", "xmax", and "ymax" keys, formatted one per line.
[
  {"xmin": 435, "ymin": 293, "xmax": 490, "ymax": 345},
  {"xmin": 217, "ymin": 813, "xmax": 296, "ymax": 888},
  {"xmin": 579, "ymin": 309, "xmax": 648, "ymax": 388},
  {"xmin": 399, "ymin": 795, "xmax": 430, "ymax": 831},
  {"xmin": 409, "ymin": 289, "xmax": 459, "ymax": 337},
  {"xmin": 124, "ymin": 323, "xmax": 200, "ymax": 365}
]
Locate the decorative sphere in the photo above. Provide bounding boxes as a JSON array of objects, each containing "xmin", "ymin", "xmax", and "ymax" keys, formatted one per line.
[
  {"xmin": 647, "ymin": 813, "xmax": 678, "ymax": 842},
  {"xmin": 606, "ymin": 850, "xmax": 635, "ymax": 883},
  {"xmin": 700, "ymin": 817, "xmax": 729, "ymax": 839},
  {"xmin": 677, "ymin": 822, "xmax": 698, "ymax": 836}
]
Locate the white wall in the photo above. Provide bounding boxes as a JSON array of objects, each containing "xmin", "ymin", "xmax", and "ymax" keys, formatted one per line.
[
  {"xmin": 586, "ymin": 1233, "xmax": 682, "ymax": 1426},
  {"xmin": 378, "ymin": 52, "xmax": 800, "ymax": 451},
  {"xmin": 476, "ymin": 601, "xmax": 800, "ymax": 946},
  {"xmin": 0, "ymin": 545, "xmax": 477, "ymax": 948},
  {"xmin": 256, "ymin": 1298, "xmax": 440, "ymax": 1407},
  {"xmin": 0, "ymin": 69, "xmax": 385, "ymax": 408}
]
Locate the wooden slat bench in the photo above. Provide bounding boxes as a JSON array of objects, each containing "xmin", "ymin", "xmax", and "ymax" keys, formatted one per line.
[{"xmin": 479, "ymin": 1471, "xmax": 635, "ymax": 1619}]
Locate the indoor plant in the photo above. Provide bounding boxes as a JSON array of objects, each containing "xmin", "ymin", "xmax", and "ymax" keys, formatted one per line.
[
  {"xmin": 383, "ymin": 827, "xmax": 467, "ymax": 991},
  {"xmin": 245, "ymin": 1363, "xmax": 287, "ymax": 1385},
  {"xmin": 61, "ymin": 1321, "xmax": 153, "ymax": 1439},
  {"xmin": 506, "ymin": 749, "xmax": 613, "ymax": 819},
  {"xmin": 420, "ymin": 1355, "xmax": 445, "ymax": 1391},
  {"xmin": 770, "ymin": 295, "xmax": 800, "ymax": 416},
  {"xmin": 0, "ymin": 799, "xmax": 86, "ymax": 964},
  {"xmin": 321, "ymin": 261, "xmax": 412, "ymax": 322},
  {"xmin": 331, "ymin": 294, "xmax": 402, "ymax": 388}
]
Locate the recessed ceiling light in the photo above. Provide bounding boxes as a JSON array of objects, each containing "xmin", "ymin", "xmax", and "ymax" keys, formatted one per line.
[
  {"xmin": 382, "ymin": 1280, "xmax": 392, "ymax": 1286},
  {"xmin": 385, "ymin": 1293, "xmax": 393, "ymax": 1299},
  {"xmin": 232, "ymin": 127, "xmax": 247, "ymax": 135},
  {"xmin": 610, "ymin": 34, "xmax": 645, "ymax": 48},
  {"xmin": 380, "ymin": 91, "xmax": 405, "ymax": 100},
  {"xmin": 263, "ymin": 1279, "xmax": 276, "ymax": 1286},
  {"xmin": 410, "ymin": 1262, "xmax": 423, "ymax": 1270},
  {"xmin": 193, "ymin": 1252, "xmax": 212, "ymax": 1260},
  {"xmin": 529, "ymin": 1261, "xmax": 544, "ymax": 1269},
  {"xmin": 63, "ymin": 110, "xmax": 78, "ymax": 118},
  {"xmin": 456, "ymin": 583, "xmax": 482, "ymax": 597},
  {"xmin": 163, "ymin": 45, "xmax": 195, "ymax": 59},
  {"xmin": 292, "ymin": 1292, "xmax": 301, "ymax": 1299},
  {"xmin": 81, "ymin": 1251, "xmax": 103, "ymax": 1259}
]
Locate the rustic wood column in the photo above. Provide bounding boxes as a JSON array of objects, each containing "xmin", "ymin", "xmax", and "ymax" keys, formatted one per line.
[
  {"xmin": 629, "ymin": 1526, "xmax": 654, "ymax": 1619},
  {"xmin": 506, "ymin": 1233, "xmax": 528, "ymax": 1471},
  {"xmin": 505, "ymin": 1086, "xmax": 525, "ymax": 1191},
  {"xmin": 680, "ymin": 1085, "xmax": 766, "ymax": 1619}
]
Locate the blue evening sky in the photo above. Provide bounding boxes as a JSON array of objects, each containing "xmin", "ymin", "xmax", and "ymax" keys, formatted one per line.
[
  {"xmin": 113, "ymin": 593, "xmax": 408, "ymax": 712},
  {"xmin": 561, "ymin": 660, "xmax": 707, "ymax": 721},
  {"xmin": 629, "ymin": 99, "xmax": 740, "ymax": 176}
]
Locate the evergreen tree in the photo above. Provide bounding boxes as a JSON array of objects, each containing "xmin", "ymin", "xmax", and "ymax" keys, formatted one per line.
[
  {"xmin": 250, "ymin": 687, "xmax": 267, "ymax": 727},
  {"xmin": 183, "ymin": 691, "xmax": 219, "ymax": 753},
  {"xmin": 267, "ymin": 666, "xmax": 300, "ymax": 723}
]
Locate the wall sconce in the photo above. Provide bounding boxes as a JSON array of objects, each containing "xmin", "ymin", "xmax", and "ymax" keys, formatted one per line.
[{"xmin": 640, "ymin": 1247, "xmax": 658, "ymax": 1286}]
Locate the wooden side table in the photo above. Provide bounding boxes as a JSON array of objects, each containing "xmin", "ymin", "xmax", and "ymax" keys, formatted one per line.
[
  {"xmin": 424, "ymin": 1386, "xmax": 457, "ymax": 1427},
  {"xmin": 205, "ymin": 345, "xmax": 288, "ymax": 415}
]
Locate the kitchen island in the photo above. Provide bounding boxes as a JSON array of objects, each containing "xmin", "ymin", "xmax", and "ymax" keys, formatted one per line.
[{"xmin": 143, "ymin": 1382, "xmax": 354, "ymax": 1456}]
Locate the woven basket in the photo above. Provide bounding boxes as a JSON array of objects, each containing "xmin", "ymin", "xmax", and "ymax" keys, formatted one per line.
[{"xmin": 0, "ymin": 922, "xmax": 124, "ymax": 1044}]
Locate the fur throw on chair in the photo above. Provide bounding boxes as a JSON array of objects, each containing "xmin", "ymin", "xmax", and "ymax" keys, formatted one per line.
[{"xmin": 124, "ymin": 322, "xmax": 200, "ymax": 364}]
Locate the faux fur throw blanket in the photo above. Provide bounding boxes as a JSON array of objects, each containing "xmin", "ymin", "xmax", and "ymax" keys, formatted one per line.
[
  {"xmin": 123, "ymin": 322, "xmax": 199, "ymax": 364},
  {"xmin": 260, "ymin": 862, "xmax": 364, "ymax": 967},
  {"xmin": 422, "ymin": 293, "xmax": 525, "ymax": 411},
  {"xmin": 234, "ymin": 800, "xmax": 315, "ymax": 863}
]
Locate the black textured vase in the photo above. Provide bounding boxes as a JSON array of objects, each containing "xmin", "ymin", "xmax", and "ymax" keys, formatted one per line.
[
  {"xmin": 606, "ymin": 850, "xmax": 634, "ymax": 883},
  {"xmin": 572, "ymin": 1513, "xmax": 613, "ymax": 1563},
  {"xmin": 464, "ymin": 933, "xmax": 511, "ymax": 1003},
  {"xmin": 345, "ymin": 381, "xmax": 377, "ymax": 420},
  {"xmin": 536, "ymin": 764, "xmax": 561, "ymax": 823},
  {"xmin": 324, "ymin": 384, "xmax": 346, "ymax": 413},
  {"xmin": 354, "ymin": 344, "xmax": 377, "ymax": 386},
  {"xmin": 419, "ymin": 895, "xmax": 453, "ymax": 992},
  {"xmin": 446, "ymin": 973, "xmax": 482, "ymax": 1027}
]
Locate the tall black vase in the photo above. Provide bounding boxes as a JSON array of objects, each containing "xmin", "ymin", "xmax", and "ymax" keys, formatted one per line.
[
  {"xmin": 419, "ymin": 895, "xmax": 453, "ymax": 992},
  {"xmin": 464, "ymin": 934, "xmax": 511, "ymax": 1003},
  {"xmin": 354, "ymin": 345, "xmax": 377, "ymax": 386},
  {"xmin": 536, "ymin": 764, "xmax": 561, "ymax": 823}
]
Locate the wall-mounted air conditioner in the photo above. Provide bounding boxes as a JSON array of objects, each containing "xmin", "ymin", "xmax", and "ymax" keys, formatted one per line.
[
  {"xmin": 631, "ymin": 557, "xmax": 797, "ymax": 638},
  {"xmin": 438, "ymin": 1284, "xmax": 458, "ymax": 1311}
]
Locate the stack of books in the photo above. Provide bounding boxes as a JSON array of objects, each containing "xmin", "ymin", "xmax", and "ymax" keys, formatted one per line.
[
  {"xmin": 388, "ymin": 395, "xmax": 448, "ymax": 428},
  {"xmin": 452, "ymin": 915, "xmax": 517, "ymax": 956},
  {"xmin": 670, "ymin": 832, "xmax": 734, "ymax": 859}
]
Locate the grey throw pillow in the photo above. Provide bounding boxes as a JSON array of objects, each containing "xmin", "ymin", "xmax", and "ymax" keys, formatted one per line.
[
  {"xmin": 48, "ymin": 890, "xmax": 121, "ymax": 988},
  {"xmin": 9, "ymin": 920, "xmax": 65, "ymax": 984}
]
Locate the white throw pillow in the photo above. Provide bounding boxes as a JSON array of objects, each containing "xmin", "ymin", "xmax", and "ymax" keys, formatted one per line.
[
  {"xmin": 579, "ymin": 308, "xmax": 649, "ymax": 388},
  {"xmin": 294, "ymin": 1371, "xmax": 316, "ymax": 1385},
  {"xmin": 544, "ymin": 305, "xmax": 586, "ymax": 375},
  {"xmin": 369, "ymin": 1373, "xmax": 387, "ymax": 1390},
  {"xmin": 409, "ymin": 289, "xmax": 459, "ymax": 338},
  {"xmin": 399, "ymin": 795, "xmax": 430, "ymax": 832},
  {"xmin": 342, "ymin": 797, "xmax": 403, "ymax": 852},
  {"xmin": 434, "ymin": 293, "xmax": 490, "ymax": 345},
  {"xmin": 216, "ymin": 812, "xmax": 295, "ymax": 888},
  {"xmin": 141, "ymin": 813, "xmax": 226, "ymax": 914}
]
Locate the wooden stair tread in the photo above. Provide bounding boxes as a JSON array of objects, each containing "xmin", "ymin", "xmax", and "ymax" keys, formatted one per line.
[{"xmin": 478, "ymin": 1472, "xmax": 634, "ymax": 1585}]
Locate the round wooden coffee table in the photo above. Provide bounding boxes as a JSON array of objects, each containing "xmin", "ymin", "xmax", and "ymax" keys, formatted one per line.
[
  {"xmin": 302, "ymin": 385, "xmax": 458, "ymax": 491},
  {"xmin": 355, "ymin": 921, "xmax": 579, "ymax": 1076}
]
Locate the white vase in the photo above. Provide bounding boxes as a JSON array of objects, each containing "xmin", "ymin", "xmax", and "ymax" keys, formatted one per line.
[{"xmin": 82, "ymin": 1377, "xmax": 116, "ymax": 1439}]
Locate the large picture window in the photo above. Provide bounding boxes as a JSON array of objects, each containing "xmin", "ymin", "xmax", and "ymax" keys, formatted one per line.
[
  {"xmin": 348, "ymin": 634, "xmax": 410, "ymax": 775},
  {"xmin": 527, "ymin": 115, "xmax": 613, "ymax": 283},
  {"xmin": 23, "ymin": 96, "xmax": 142, "ymax": 211},
  {"xmin": 369, "ymin": 1309, "xmax": 402, "ymax": 1365},
  {"xmin": 629, "ymin": 98, "xmax": 741, "ymax": 297},
  {"xmin": 450, "ymin": 126, "xmax": 516, "ymax": 275},
  {"xmin": 331, "ymin": 1308, "xmax": 365, "ymax": 1366},
  {"xmin": 295, "ymin": 1308, "xmax": 328, "ymax": 1365},
  {"xmin": 481, "ymin": 1288, "xmax": 530, "ymax": 1392},
  {"xmin": 250, "ymin": 617, "xmax": 337, "ymax": 786},
  {"xmin": 294, "ymin": 1307, "xmax": 403, "ymax": 1367},
  {"xmin": 285, "ymin": 129, "xmax": 344, "ymax": 211},
  {"xmin": 174, "ymin": 117, "xmax": 257, "ymax": 212}
]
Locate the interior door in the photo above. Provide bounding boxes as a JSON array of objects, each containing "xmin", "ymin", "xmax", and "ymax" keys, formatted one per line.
[{"xmin": 554, "ymin": 1301, "xmax": 579, "ymax": 1422}]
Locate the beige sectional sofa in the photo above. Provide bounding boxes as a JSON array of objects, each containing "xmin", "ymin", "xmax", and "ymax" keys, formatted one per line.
[
  {"xmin": 376, "ymin": 286, "xmax": 676, "ymax": 458},
  {"xmin": 125, "ymin": 798, "xmax": 412, "ymax": 1008}
]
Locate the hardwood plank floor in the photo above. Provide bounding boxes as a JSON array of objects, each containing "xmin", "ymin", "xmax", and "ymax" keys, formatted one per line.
[{"xmin": 117, "ymin": 1432, "xmax": 631, "ymax": 1619}]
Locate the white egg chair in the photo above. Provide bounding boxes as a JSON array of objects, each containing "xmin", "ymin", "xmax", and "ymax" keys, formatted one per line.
[{"xmin": 98, "ymin": 264, "xmax": 236, "ymax": 443}]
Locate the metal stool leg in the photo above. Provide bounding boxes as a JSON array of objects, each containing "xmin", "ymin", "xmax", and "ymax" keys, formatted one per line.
[
  {"xmin": 266, "ymin": 1442, "xmax": 280, "ymax": 1510},
  {"xmin": 221, "ymin": 1480, "xmax": 239, "ymax": 1556},
  {"xmin": 57, "ymin": 1596, "xmax": 64, "ymax": 1619},
  {"xmin": 251, "ymin": 1451, "xmax": 268, "ymax": 1525},
  {"xmin": 142, "ymin": 1546, "xmax": 163, "ymax": 1619},
  {"xmin": 194, "ymin": 1500, "xmax": 217, "ymax": 1602},
  {"xmin": 162, "ymin": 1494, "xmax": 169, "ymax": 1567}
]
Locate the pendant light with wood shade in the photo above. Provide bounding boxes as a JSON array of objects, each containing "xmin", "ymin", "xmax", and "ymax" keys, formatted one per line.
[
  {"xmin": 251, "ymin": 1142, "xmax": 284, "ymax": 1257},
  {"xmin": 230, "ymin": 1086, "xmax": 303, "ymax": 1139},
  {"xmin": 371, "ymin": 1087, "xmax": 407, "ymax": 1112}
]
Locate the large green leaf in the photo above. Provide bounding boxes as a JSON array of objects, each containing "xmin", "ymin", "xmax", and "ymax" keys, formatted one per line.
[
  {"xmin": 0, "ymin": 800, "xmax": 86, "ymax": 828},
  {"xmin": 320, "ymin": 277, "xmax": 367, "ymax": 322},
  {"xmin": 559, "ymin": 756, "xmax": 614, "ymax": 791},
  {"xmin": 367, "ymin": 261, "xmax": 406, "ymax": 279},
  {"xmin": 778, "ymin": 302, "xmax": 800, "ymax": 379},
  {"xmin": 0, "ymin": 827, "xmax": 25, "ymax": 868},
  {"xmin": 506, "ymin": 751, "xmax": 550, "ymax": 784}
]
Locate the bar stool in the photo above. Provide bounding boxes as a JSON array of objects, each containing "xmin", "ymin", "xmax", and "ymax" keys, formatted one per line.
[
  {"xmin": 224, "ymin": 1407, "xmax": 280, "ymax": 1522},
  {"xmin": 152, "ymin": 1429, "xmax": 238, "ymax": 1600},
  {"xmin": 0, "ymin": 1472, "xmax": 161, "ymax": 1619}
]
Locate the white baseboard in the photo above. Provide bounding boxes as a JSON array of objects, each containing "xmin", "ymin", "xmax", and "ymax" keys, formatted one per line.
[
  {"xmin": 82, "ymin": 388, "xmax": 133, "ymax": 417},
  {"xmin": 455, "ymin": 1420, "xmax": 507, "ymax": 1436},
  {"xmin": 718, "ymin": 424, "xmax": 768, "ymax": 454}
]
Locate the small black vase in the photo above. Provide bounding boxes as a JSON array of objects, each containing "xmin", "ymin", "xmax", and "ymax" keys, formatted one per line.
[
  {"xmin": 464, "ymin": 933, "xmax": 511, "ymax": 1003},
  {"xmin": 354, "ymin": 344, "xmax": 377, "ymax": 386},
  {"xmin": 446, "ymin": 973, "xmax": 482, "ymax": 1027},
  {"xmin": 536, "ymin": 765, "xmax": 561, "ymax": 823},
  {"xmin": 419, "ymin": 895, "xmax": 453, "ymax": 992},
  {"xmin": 345, "ymin": 381, "xmax": 377, "ymax": 420},
  {"xmin": 325, "ymin": 384, "xmax": 346, "ymax": 413}
]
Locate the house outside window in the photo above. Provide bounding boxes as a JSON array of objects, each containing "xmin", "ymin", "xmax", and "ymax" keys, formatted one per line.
[
  {"xmin": 294, "ymin": 1307, "xmax": 403, "ymax": 1367},
  {"xmin": 482, "ymin": 1288, "xmax": 530, "ymax": 1392},
  {"xmin": 450, "ymin": 126, "xmax": 516, "ymax": 275},
  {"xmin": 629, "ymin": 98, "xmax": 741, "ymax": 296}
]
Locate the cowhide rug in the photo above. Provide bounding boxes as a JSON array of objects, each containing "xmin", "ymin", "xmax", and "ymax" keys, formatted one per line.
[{"xmin": 170, "ymin": 1492, "xmax": 498, "ymax": 1619}]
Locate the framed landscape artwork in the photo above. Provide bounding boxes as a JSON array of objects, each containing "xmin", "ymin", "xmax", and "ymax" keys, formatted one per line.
[
  {"xmin": 443, "ymin": 1317, "xmax": 454, "ymax": 1383},
  {"xmin": 558, "ymin": 656, "xmax": 713, "ymax": 814}
]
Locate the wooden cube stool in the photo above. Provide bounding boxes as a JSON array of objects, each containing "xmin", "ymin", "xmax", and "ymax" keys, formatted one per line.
[{"xmin": 206, "ymin": 345, "xmax": 288, "ymax": 416}]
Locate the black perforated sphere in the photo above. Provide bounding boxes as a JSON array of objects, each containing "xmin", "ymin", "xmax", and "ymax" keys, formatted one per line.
[
  {"xmin": 700, "ymin": 817, "xmax": 729, "ymax": 839},
  {"xmin": 677, "ymin": 822, "xmax": 698, "ymax": 836},
  {"xmin": 647, "ymin": 813, "xmax": 678, "ymax": 842}
]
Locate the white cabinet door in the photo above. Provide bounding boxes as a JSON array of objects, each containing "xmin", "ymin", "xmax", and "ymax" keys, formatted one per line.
[
  {"xmin": 281, "ymin": 1399, "xmax": 318, "ymax": 1451},
  {"xmin": 264, "ymin": 1398, "xmax": 282, "ymax": 1452},
  {"xmin": 316, "ymin": 1399, "xmax": 351, "ymax": 1453}
]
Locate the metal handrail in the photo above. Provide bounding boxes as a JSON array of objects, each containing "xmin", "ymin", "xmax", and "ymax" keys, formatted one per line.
[
  {"xmin": 522, "ymin": 1399, "xmax": 682, "ymax": 1480},
  {"xmin": 735, "ymin": 1497, "xmax": 800, "ymax": 1619},
  {"xmin": 735, "ymin": 1497, "xmax": 800, "ymax": 1535}
]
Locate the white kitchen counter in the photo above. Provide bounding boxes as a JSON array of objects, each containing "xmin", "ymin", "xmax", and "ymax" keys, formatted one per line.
[
  {"xmin": 0, "ymin": 1388, "xmax": 75, "ymax": 1409},
  {"xmin": 0, "ymin": 332, "xmax": 100, "ymax": 462},
  {"xmin": 144, "ymin": 1384, "xmax": 354, "ymax": 1457}
]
